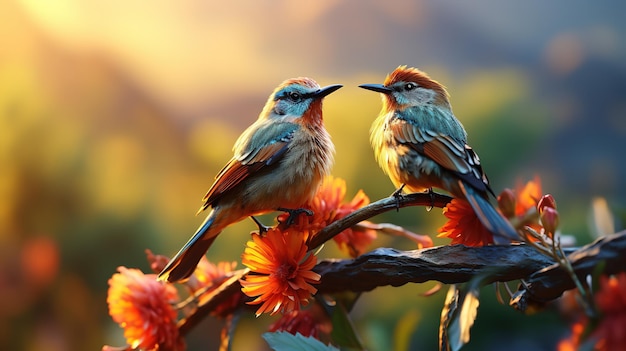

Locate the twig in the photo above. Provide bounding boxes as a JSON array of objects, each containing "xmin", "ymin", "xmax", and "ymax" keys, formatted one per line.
[
  {"xmin": 178, "ymin": 269, "xmax": 249, "ymax": 336},
  {"xmin": 308, "ymin": 192, "xmax": 452, "ymax": 249},
  {"xmin": 522, "ymin": 226, "xmax": 595, "ymax": 315},
  {"xmin": 516, "ymin": 231, "xmax": 626, "ymax": 309}
]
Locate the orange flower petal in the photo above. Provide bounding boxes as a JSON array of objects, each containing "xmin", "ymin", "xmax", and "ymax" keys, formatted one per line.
[
  {"xmin": 240, "ymin": 228, "xmax": 320, "ymax": 316},
  {"xmin": 515, "ymin": 176, "xmax": 543, "ymax": 216},
  {"xmin": 438, "ymin": 199, "xmax": 494, "ymax": 247},
  {"xmin": 107, "ymin": 267, "xmax": 184, "ymax": 350}
]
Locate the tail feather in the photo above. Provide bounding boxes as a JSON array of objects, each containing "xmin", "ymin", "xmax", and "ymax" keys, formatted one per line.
[
  {"xmin": 459, "ymin": 181, "xmax": 518, "ymax": 244},
  {"xmin": 158, "ymin": 210, "xmax": 220, "ymax": 283}
]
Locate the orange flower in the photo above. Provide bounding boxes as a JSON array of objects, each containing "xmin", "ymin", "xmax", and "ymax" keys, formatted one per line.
[
  {"xmin": 497, "ymin": 188, "xmax": 516, "ymax": 219},
  {"xmin": 187, "ymin": 258, "xmax": 241, "ymax": 318},
  {"xmin": 438, "ymin": 198, "xmax": 494, "ymax": 247},
  {"xmin": 593, "ymin": 273, "xmax": 626, "ymax": 350},
  {"xmin": 192, "ymin": 258, "xmax": 237, "ymax": 291},
  {"xmin": 559, "ymin": 273, "xmax": 626, "ymax": 351},
  {"xmin": 497, "ymin": 177, "xmax": 545, "ymax": 239},
  {"xmin": 268, "ymin": 307, "xmax": 330, "ymax": 338},
  {"xmin": 333, "ymin": 189, "xmax": 377, "ymax": 257},
  {"xmin": 145, "ymin": 250, "xmax": 240, "ymax": 318},
  {"xmin": 278, "ymin": 176, "xmax": 345, "ymax": 232},
  {"xmin": 145, "ymin": 249, "xmax": 170, "ymax": 274},
  {"xmin": 106, "ymin": 267, "xmax": 184, "ymax": 351},
  {"xmin": 514, "ymin": 176, "xmax": 543, "ymax": 217},
  {"xmin": 279, "ymin": 176, "xmax": 376, "ymax": 256},
  {"xmin": 240, "ymin": 228, "xmax": 320, "ymax": 316},
  {"xmin": 557, "ymin": 320, "xmax": 585, "ymax": 351}
]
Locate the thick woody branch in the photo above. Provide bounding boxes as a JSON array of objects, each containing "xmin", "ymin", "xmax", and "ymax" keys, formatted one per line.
[
  {"xmin": 314, "ymin": 244, "xmax": 552, "ymax": 293},
  {"xmin": 308, "ymin": 192, "xmax": 452, "ymax": 249},
  {"xmin": 179, "ymin": 232, "xmax": 626, "ymax": 335},
  {"xmin": 313, "ymin": 232, "xmax": 626, "ymax": 301}
]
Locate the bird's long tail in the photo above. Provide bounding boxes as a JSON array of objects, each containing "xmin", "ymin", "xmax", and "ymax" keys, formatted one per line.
[
  {"xmin": 458, "ymin": 181, "xmax": 519, "ymax": 244},
  {"xmin": 158, "ymin": 209, "xmax": 220, "ymax": 283}
]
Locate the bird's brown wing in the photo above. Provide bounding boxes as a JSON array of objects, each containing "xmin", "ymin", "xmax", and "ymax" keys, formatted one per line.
[
  {"xmin": 391, "ymin": 121, "xmax": 493, "ymax": 195},
  {"xmin": 197, "ymin": 132, "xmax": 293, "ymax": 214}
]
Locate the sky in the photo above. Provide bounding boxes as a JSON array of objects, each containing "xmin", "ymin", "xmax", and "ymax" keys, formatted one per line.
[{"xmin": 2, "ymin": 1, "xmax": 625, "ymax": 350}]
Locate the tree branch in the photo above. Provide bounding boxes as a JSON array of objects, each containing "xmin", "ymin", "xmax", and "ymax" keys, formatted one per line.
[
  {"xmin": 178, "ymin": 269, "xmax": 248, "ymax": 336},
  {"xmin": 314, "ymin": 244, "xmax": 552, "ymax": 293},
  {"xmin": 180, "ymin": 232, "xmax": 626, "ymax": 334},
  {"xmin": 308, "ymin": 192, "xmax": 452, "ymax": 249},
  {"xmin": 515, "ymin": 231, "xmax": 626, "ymax": 308},
  {"xmin": 313, "ymin": 232, "xmax": 626, "ymax": 299}
]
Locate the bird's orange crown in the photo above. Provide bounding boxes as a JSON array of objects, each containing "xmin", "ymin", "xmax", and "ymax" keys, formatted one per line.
[
  {"xmin": 385, "ymin": 66, "xmax": 449, "ymax": 101},
  {"xmin": 279, "ymin": 77, "xmax": 320, "ymax": 90}
]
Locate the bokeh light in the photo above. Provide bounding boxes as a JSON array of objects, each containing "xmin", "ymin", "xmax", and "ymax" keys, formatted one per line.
[{"xmin": 2, "ymin": 0, "xmax": 625, "ymax": 350}]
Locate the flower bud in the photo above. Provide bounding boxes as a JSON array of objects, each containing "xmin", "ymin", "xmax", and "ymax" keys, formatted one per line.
[
  {"xmin": 498, "ymin": 188, "xmax": 516, "ymax": 218},
  {"xmin": 540, "ymin": 206, "xmax": 560, "ymax": 236},
  {"xmin": 537, "ymin": 194, "xmax": 557, "ymax": 214},
  {"xmin": 145, "ymin": 249, "xmax": 170, "ymax": 274}
]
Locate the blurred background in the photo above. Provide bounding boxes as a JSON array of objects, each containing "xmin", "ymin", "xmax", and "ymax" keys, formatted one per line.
[{"xmin": 2, "ymin": 0, "xmax": 625, "ymax": 350}]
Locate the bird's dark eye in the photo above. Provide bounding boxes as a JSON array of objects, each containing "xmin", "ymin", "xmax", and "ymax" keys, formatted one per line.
[
  {"xmin": 405, "ymin": 83, "xmax": 416, "ymax": 91},
  {"xmin": 288, "ymin": 92, "xmax": 302, "ymax": 102}
]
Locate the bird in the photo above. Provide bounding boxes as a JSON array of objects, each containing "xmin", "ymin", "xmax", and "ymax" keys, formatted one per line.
[
  {"xmin": 359, "ymin": 66, "xmax": 517, "ymax": 243},
  {"xmin": 158, "ymin": 78, "xmax": 342, "ymax": 283}
]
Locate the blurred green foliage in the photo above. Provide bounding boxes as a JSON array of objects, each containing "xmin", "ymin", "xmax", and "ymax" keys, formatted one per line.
[{"xmin": 1, "ymin": 0, "xmax": 624, "ymax": 350}]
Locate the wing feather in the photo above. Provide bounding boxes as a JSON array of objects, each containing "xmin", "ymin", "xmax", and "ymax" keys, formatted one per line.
[
  {"xmin": 390, "ymin": 119, "xmax": 493, "ymax": 195},
  {"xmin": 423, "ymin": 139, "xmax": 471, "ymax": 174},
  {"xmin": 197, "ymin": 127, "xmax": 295, "ymax": 213}
]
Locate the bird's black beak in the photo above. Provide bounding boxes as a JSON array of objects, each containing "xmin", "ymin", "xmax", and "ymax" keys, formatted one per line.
[
  {"xmin": 359, "ymin": 83, "xmax": 392, "ymax": 94},
  {"xmin": 313, "ymin": 84, "xmax": 343, "ymax": 99}
]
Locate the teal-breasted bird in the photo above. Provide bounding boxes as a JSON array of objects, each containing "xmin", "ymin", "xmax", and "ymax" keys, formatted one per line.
[
  {"xmin": 359, "ymin": 66, "xmax": 517, "ymax": 243},
  {"xmin": 158, "ymin": 78, "xmax": 341, "ymax": 282}
]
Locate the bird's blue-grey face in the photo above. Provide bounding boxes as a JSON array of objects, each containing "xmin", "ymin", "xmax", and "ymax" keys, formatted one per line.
[
  {"xmin": 390, "ymin": 81, "xmax": 437, "ymax": 106},
  {"xmin": 360, "ymin": 81, "xmax": 437, "ymax": 107},
  {"xmin": 272, "ymin": 84, "xmax": 342, "ymax": 117}
]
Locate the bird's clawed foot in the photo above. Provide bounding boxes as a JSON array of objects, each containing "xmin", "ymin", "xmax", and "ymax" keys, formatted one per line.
[
  {"xmin": 278, "ymin": 207, "xmax": 314, "ymax": 226},
  {"xmin": 391, "ymin": 184, "xmax": 406, "ymax": 211},
  {"xmin": 250, "ymin": 216, "xmax": 272, "ymax": 234}
]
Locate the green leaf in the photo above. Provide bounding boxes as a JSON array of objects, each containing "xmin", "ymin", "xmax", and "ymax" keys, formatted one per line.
[
  {"xmin": 330, "ymin": 301, "xmax": 364, "ymax": 350},
  {"xmin": 590, "ymin": 260, "xmax": 606, "ymax": 296},
  {"xmin": 443, "ymin": 285, "xmax": 480, "ymax": 351},
  {"xmin": 263, "ymin": 332, "xmax": 339, "ymax": 351},
  {"xmin": 589, "ymin": 197, "xmax": 615, "ymax": 237},
  {"xmin": 394, "ymin": 309, "xmax": 421, "ymax": 351},
  {"xmin": 454, "ymin": 288, "xmax": 480, "ymax": 347},
  {"xmin": 439, "ymin": 285, "xmax": 459, "ymax": 351},
  {"xmin": 332, "ymin": 291, "xmax": 362, "ymax": 313}
]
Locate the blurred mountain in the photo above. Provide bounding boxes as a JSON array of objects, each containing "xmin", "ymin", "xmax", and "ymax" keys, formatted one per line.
[
  {"xmin": 306, "ymin": 1, "xmax": 626, "ymax": 201},
  {"xmin": 535, "ymin": 59, "xmax": 626, "ymax": 198},
  {"xmin": 2, "ymin": 0, "xmax": 626, "ymax": 350}
]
